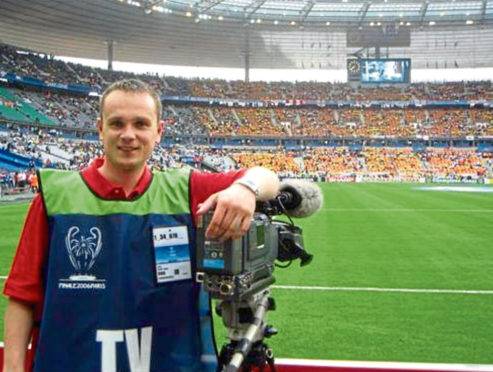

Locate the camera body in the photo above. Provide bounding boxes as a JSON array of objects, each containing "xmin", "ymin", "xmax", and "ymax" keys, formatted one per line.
[
  {"xmin": 196, "ymin": 209, "xmax": 311, "ymax": 301},
  {"xmin": 196, "ymin": 212, "xmax": 278, "ymax": 301}
]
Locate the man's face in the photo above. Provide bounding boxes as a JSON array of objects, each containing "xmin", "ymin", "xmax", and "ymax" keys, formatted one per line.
[{"xmin": 97, "ymin": 90, "xmax": 163, "ymax": 173}]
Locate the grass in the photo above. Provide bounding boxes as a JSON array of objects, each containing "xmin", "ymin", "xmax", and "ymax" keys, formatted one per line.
[
  {"xmin": 1, "ymin": 184, "xmax": 493, "ymax": 364},
  {"xmin": 0, "ymin": 202, "xmax": 29, "ymax": 277},
  {"xmin": 263, "ymin": 290, "xmax": 493, "ymax": 363},
  {"xmin": 217, "ymin": 183, "xmax": 493, "ymax": 364}
]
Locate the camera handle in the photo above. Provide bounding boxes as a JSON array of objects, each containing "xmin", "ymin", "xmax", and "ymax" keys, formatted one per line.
[{"xmin": 216, "ymin": 289, "xmax": 278, "ymax": 372}]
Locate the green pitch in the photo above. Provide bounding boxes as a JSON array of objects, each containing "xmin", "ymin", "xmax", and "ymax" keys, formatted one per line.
[{"xmin": 1, "ymin": 183, "xmax": 493, "ymax": 364}]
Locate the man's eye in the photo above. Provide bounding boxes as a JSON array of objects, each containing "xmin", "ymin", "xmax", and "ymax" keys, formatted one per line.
[{"xmin": 109, "ymin": 121, "xmax": 123, "ymax": 127}]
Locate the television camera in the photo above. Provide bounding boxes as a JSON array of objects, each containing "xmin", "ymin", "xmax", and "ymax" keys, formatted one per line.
[{"xmin": 196, "ymin": 180, "xmax": 323, "ymax": 372}]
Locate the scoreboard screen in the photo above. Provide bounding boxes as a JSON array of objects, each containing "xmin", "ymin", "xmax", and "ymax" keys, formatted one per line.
[{"xmin": 359, "ymin": 58, "xmax": 411, "ymax": 84}]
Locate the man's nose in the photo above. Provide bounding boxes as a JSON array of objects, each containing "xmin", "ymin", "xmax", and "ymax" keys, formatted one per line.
[{"xmin": 120, "ymin": 124, "xmax": 136, "ymax": 139}]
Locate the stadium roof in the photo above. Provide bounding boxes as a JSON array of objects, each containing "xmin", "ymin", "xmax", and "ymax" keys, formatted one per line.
[
  {"xmin": 138, "ymin": 0, "xmax": 493, "ymax": 26},
  {"xmin": 0, "ymin": 0, "xmax": 492, "ymax": 69}
]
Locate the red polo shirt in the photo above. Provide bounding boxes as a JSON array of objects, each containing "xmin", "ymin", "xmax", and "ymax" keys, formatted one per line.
[{"xmin": 4, "ymin": 158, "xmax": 245, "ymax": 305}]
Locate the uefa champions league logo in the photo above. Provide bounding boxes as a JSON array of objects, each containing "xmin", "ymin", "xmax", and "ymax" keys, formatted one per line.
[{"xmin": 65, "ymin": 226, "xmax": 102, "ymax": 281}]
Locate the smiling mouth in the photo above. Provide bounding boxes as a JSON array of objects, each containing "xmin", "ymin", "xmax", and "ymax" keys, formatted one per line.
[{"xmin": 119, "ymin": 146, "xmax": 138, "ymax": 152}]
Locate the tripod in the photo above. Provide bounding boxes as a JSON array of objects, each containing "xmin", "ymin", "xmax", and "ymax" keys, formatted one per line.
[{"xmin": 216, "ymin": 289, "xmax": 278, "ymax": 372}]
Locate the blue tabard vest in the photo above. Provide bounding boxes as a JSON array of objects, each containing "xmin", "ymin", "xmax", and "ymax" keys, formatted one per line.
[{"xmin": 36, "ymin": 168, "xmax": 217, "ymax": 372}]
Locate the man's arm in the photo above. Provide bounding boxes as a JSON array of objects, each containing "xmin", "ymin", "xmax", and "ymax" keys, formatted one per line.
[
  {"xmin": 233, "ymin": 166, "xmax": 280, "ymax": 202},
  {"xmin": 3, "ymin": 195, "xmax": 48, "ymax": 372},
  {"xmin": 3, "ymin": 298, "xmax": 34, "ymax": 372},
  {"xmin": 196, "ymin": 167, "xmax": 279, "ymax": 241}
]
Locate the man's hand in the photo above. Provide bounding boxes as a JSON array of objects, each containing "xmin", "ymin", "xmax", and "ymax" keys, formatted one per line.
[{"xmin": 196, "ymin": 183, "xmax": 256, "ymax": 242}]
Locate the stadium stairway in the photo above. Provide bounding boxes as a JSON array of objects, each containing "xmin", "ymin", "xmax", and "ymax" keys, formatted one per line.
[
  {"xmin": 208, "ymin": 108, "xmax": 219, "ymax": 127},
  {"xmin": 232, "ymin": 108, "xmax": 242, "ymax": 127},
  {"xmin": 294, "ymin": 156, "xmax": 306, "ymax": 172},
  {"xmin": 39, "ymin": 145, "xmax": 71, "ymax": 168}
]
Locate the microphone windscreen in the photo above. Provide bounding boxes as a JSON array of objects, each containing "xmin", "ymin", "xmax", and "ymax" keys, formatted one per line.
[{"xmin": 280, "ymin": 179, "xmax": 324, "ymax": 218}]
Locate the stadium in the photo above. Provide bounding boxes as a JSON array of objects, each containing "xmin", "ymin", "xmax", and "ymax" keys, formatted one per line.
[{"xmin": 0, "ymin": 0, "xmax": 492, "ymax": 371}]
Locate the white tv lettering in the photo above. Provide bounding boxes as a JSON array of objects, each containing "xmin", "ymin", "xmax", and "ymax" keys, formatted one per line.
[
  {"xmin": 96, "ymin": 330, "xmax": 123, "ymax": 372},
  {"xmin": 125, "ymin": 327, "xmax": 152, "ymax": 372},
  {"xmin": 96, "ymin": 327, "xmax": 153, "ymax": 372}
]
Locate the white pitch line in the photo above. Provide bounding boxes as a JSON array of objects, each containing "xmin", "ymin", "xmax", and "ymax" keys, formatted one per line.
[
  {"xmin": 272, "ymin": 285, "xmax": 493, "ymax": 295},
  {"xmin": 323, "ymin": 208, "xmax": 493, "ymax": 212},
  {"xmin": 0, "ymin": 276, "xmax": 491, "ymax": 295}
]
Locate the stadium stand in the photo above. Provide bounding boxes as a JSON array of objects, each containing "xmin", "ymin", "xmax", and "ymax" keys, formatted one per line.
[{"xmin": 0, "ymin": 43, "xmax": 492, "ymax": 183}]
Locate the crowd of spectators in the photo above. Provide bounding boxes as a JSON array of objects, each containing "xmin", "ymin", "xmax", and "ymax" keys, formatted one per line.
[
  {"xmin": 0, "ymin": 124, "xmax": 491, "ymax": 185},
  {"xmin": 231, "ymin": 147, "xmax": 491, "ymax": 181},
  {"xmin": 231, "ymin": 151, "xmax": 302, "ymax": 175},
  {"xmin": 235, "ymin": 108, "xmax": 285, "ymax": 136},
  {"xmin": 191, "ymin": 107, "xmax": 235, "ymax": 136},
  {"xmin": 0, "ymin": 45, "xmax": 167, "ymax": 94},
  {"xmin": 163, "ymin": 106, "xmax": 208, "ymax": 136},
  {"xmin": 0, "ymin": 126, "xmax": 205, "ymax": 196},
  {"xmin": 1, "ymin": 83, "xmax": 492, "ymax": 138},
  {"xmin": 362, "ymin": 147, "xmax": 424, "ymax": 181},
  {"xmin": 418, "ymin": 148, "xmax": 489, "ymax": 178},
  {"xmin": 2, "ymin": 44, "xmax": 493, "ymax": 102},
  {"xmin": 304, "ymin": 147, "xmax": 363, "ymax": 175}
]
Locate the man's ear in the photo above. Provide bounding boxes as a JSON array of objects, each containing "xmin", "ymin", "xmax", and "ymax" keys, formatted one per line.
[
  {"xmin": 157, "ymin": 120, "xmax": 165, "ymax": 141},
  {"xmin": 97, "ymin": 117, "xmax": 104, "ymax": 141}
]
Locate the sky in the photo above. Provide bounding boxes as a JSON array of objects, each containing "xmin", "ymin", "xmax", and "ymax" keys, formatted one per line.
[{"xmin": 58, "ymin": 56, "xmax": 493, "ymax": 83}]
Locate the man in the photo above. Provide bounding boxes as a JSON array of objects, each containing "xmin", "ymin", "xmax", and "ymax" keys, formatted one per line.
[{"xmin": 3, "ymin": 79, "xmax": 279, "ymax": 372}]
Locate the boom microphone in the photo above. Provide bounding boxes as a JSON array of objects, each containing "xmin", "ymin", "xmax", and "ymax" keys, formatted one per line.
[{"xmin": 263, "ymin": 179, "xmax": 324, "ymax": 218}]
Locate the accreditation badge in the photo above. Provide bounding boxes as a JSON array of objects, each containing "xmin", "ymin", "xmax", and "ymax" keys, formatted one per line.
[{"xmin": 152, "ymin": 226, "xmax": 192, "ymax": 283}]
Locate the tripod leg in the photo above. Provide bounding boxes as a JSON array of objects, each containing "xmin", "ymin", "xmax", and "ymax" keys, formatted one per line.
[
  {"xmin": 267, "ymin": 357, "xmax": 277, "ymax": 372},
  {"xmin": 263, "ymin": 344, "xmax": 276, "ymax": 372},
  {"xmin": 218, "ymin": 343, "xmax": 236, "ymax": 372}
]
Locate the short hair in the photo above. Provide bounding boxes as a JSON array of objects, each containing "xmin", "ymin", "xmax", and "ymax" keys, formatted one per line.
[{"xmin": 100, "ymin": 79, "xmax": 162, "ymax": 122}]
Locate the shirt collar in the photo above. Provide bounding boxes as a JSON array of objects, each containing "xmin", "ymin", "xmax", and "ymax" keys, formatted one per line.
[{"xmin": 81, "ymin": 157, "xmax": 152, "ymax": 200}]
